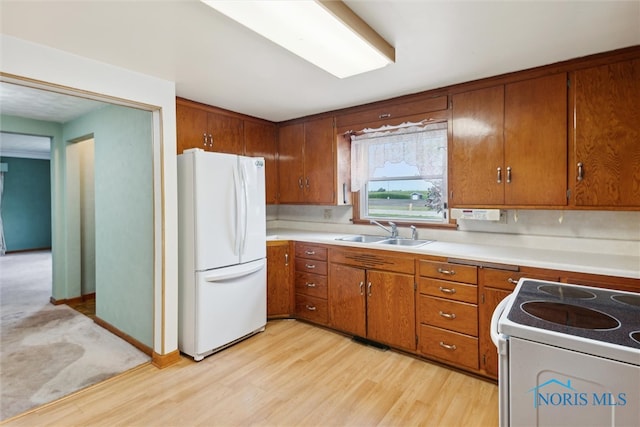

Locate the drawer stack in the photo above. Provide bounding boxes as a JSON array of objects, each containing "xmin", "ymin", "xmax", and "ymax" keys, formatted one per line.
[
  {"xmin": 417, "ymin": 259, "xmax": 479, "ymax": 370},
  {"xmin": 294, "ymin": 243, "xmax": 329, "ymax": 325}
]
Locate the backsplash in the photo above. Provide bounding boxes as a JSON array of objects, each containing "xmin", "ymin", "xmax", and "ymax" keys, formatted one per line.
[{"xmin": 267, "ymin": 205, "xmax": 640, "ymax": 257}]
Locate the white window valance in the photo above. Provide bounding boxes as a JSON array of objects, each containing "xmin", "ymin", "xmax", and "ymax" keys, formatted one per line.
[{"xmin": 350, "ymin": 122, "xmax": 447, "ymax": 192}]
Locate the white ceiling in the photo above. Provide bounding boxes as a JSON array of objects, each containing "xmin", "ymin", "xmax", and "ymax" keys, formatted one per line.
[{"xmin": 0, "ymin": 1, "xmax": 639, "ymax": 123}]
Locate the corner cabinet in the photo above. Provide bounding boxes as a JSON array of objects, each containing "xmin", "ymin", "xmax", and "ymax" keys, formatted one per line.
[
  {"xmin": 570, "ymin": 57, "xmax": 640, "ymax": 208},
  {"xmin": 277, "ymin": 116, "xmax": 350, "ymax": 205},
  {"xmin": 450, "ymin": 73, "xmax": 568, "ymax": 207},
  {"xmin": 328, "ymin": 248, "xmax": 416, "ymax": 351}
]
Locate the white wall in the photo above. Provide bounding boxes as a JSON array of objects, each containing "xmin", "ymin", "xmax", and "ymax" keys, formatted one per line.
[{"xmin": 0, "ymin": 34, "xmax": 178, "ymax": 357}]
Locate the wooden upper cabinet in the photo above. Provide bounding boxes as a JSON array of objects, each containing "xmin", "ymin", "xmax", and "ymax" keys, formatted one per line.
[
  {"xmin": 245, "ymin": 120, "xmax": 278, "ymax": 204},
  {"xmin": 176, "ymin": 103, "xmax": 208, "ymax": 154},
  {"xmin": 207, "ymin": 112, "xmax": 243, "ymax": 154},
  {"xmin": 570, "ymin": 58, "xmax": 640, "ymax": 208},
  {"xmin": 450, "ymin": 85, "xmax": 505, "ymax": 206},
  {"xmin": 277, "ymin": 116, "xmax": 347, "ymax": 205},
  {"xmin": 303, "ymin": 117, "xmax": 336, "ymax": 204},
  {"xmin": 451, "ymin": 74, "xmax": 568, "ymax": 207},
  {"xmin": 278, "ymin": 123, "xmax": 306, "ymax": 204},
  {"xmin": 504, "ymin": 73, "xmax": 568, "ymax": 206}
]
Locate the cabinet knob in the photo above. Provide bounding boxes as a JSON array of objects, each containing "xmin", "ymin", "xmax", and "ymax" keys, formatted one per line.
[
  {"xmin": 496, "ymin": 167, "xmax": 502, "ymax": 184},
  {"xmin": 506, "ymin": 166, "xmax": 512, "ymax": 183},
  {"xmin": 284, "ymin": 253, "xmax": 289, "ymax": 266},
  {"xmin": 367, "ymin": 282, "xmax": 372, "ymax": 297},
  {"xmin": 359, "ymin": 281, "xmax": 364, "ymax": 295}
]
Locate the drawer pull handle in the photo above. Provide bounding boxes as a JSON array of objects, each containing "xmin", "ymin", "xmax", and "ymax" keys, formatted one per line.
[
  {"xmin": 507, "ymin": 278, "xmax": 518, "ymax": 284},
  {"xmin": 305, "ymin": 305, "xmax": 317, "ymax": 311},
  {"xmin": 439, "ymin": 341, "xmax": 457, "ymax": 351},
  {"xmin": 379, "ymin": 113, "xmax": 391, "ymax": 119},
  {"xmin": 284, "ymin": 253, "xmax": 289, "ymax": 266},
  {"xmin": 437, "ymin": 268, "xmax": 455, "ymax": 276},
  {"xmin": 359, "ymin": 281, "xmax": 364, "ymax": 296},
  {"xmin": 439, "ymin": 311, "xmax": 457, "ymax": 319},
  {"xmin": 439, "ymin": 286, "xmax": 456, "ymax": 294},
  {"xmin": 367, "ymin": 282, "xmax": 372, "ymax": 297},
  {"xmin": 305, "ymin": 250, "xmax": 316, "ymax": 255},
  {"xmin": 305, "ymin": 264, "xmax": 316, "ymax": 269},
  {"xmin": 306, "ymin": 282, "xmax": 316, "ymax": 288}
]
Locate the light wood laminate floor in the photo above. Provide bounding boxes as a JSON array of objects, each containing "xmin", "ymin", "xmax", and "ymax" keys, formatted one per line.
[{"xmin": 3, "ymin": 320, "xmax": 498, "ymax": 426}]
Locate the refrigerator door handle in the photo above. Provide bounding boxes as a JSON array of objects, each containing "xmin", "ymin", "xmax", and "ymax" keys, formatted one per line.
[
  {"xmin": 203, "ymin": 259, "xmax": 266, "ymax": 283},
  {"xmin": 232, "ymin": 166, "xmax": 242, "ymax": 256},
  {"xmin": 240, "ymin": 162, "xmax": 249, "ymax": 256}
]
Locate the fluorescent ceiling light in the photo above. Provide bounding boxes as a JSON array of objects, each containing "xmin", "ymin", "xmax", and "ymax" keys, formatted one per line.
[{"xmin": 201, "ymin": 0, "xmax": 395, "ymax": 78}]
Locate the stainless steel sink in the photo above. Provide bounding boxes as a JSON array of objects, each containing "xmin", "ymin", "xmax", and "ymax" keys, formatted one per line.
[
  {"xmin": 377, "ymin": 238, "xmax": 434, "ymax": 247},
  {"xmin": 335, "ymin": 235, "xmax": 387, "ymax": 243}
]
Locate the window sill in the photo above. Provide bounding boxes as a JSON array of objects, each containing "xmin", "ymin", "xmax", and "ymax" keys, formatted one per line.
[{"xmin": 351, "ymin": 218, "xmax": 458, "ymax": 230}]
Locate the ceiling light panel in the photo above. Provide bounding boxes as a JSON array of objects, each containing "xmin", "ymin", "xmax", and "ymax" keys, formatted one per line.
[{"xmin": 201, "ymin": 0, "xmax": 395, "ymax": 78}]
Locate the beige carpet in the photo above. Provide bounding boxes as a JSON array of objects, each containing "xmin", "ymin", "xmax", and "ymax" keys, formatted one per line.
[{"xmin": 0, "ymin": 251, "xmax": 150, "ymax": 421}]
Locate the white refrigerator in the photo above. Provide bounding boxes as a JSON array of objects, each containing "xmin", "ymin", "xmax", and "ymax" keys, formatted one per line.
[{"xmin": 177, "ymin": 148, "xmax": 267, "ymax": 361}]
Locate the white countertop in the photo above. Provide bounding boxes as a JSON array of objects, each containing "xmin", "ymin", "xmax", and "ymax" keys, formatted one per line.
[{"xmin": 267, "ymin": 229, "xmax": 640, "ymax": 280}]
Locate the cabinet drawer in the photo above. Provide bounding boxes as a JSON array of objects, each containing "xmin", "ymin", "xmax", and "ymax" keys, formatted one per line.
[
  {"xmin": 419, "ymin": 325, "xmax": 478, "ymax": 370},
  {"xmin": 295, "ymin": 272, "xmax": 328, "ymax": 299},
  {"xmin": 419, "ymin": 260, "xmax": 477, "ymax": 284},
  {"xmin": 419, "ymin": 277, "xmax": 477, "ymax": 304},
  {"xmin": 295, "ymin": 294, "xmax": 328, "ymax": 324},
  {"xmin": 418, "ymin": 295, "xmax": 478, "ymax": 336},
  {"xmin": 295, "ymin": 259, "xmax": 327, "ymax": 276},
  {"xmin": 480, "ymin": 268, "xmax": 559, "ymax": 291},
  {"xmin": 295, "ymin": 243, "xmax": 327, "ymax": 261}
]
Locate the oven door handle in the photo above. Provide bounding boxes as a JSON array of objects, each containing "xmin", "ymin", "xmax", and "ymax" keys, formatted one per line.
[{"xmin": 491, "ymin": 295, "xmax": 512, "ymax": 351}]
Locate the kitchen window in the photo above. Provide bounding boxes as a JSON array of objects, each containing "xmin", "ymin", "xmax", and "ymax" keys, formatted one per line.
[{"xmin": 351, "ymin": 122, "xmax": 448, "ymax": 223}]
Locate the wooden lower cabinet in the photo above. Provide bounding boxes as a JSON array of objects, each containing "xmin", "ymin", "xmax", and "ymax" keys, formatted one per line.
[
  {"xmin": 478, "ymin": 267, "xmax": 559, "ymax": 378},
  {"xmin": 418, "ymin": 325, "xmax": 478, "ymax": 370},
  {"xmin": 328, "ymin": 248, "xmax": 416, "ymax": 351},
  {"xmin": 266, "ymin": 241, "xmax": 293, "ymax": 318}
]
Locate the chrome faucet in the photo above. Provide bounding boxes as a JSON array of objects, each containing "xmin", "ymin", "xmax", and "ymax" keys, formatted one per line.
[
  {"xmin": 410, "ymin": 225, "xmax": 418, "ymax": 240},
  {"xmin": 370, "ymin": 220, "xmax": 398, "ymax": 238}
]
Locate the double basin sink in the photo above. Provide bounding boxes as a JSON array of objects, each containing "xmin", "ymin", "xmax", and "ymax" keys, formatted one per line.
[{"xmin": 335, "ymin": 234, "xmax": 434, "ymax": 247}]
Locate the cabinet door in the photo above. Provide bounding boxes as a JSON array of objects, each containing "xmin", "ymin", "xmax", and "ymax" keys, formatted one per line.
[
  {"xmin": 176, "ymin": 103, "xmax": 207, "ymax": 154},
  {"xmin": 207, "ymin": 112, "xmax": 244, "ymax": 154},
  {"xmin": 303, "ymin": 117, "xmax": 336, "ymax": 204},
  {"xmin": 451, "ymin": 85, "xmax": 505, "ymax": 206},
  {"xmin": 245, "ymin": 121, "xmax": 278, "ymax": 204},
  {"xmin": 267, "ymin": 243, "xmax": 291, "ymax": 317},
  {"xmin": 478, "ymin": 287, "xmax": 511, "ymax": 378},
  {"xmin": 366, "ymin": 270, "xmax": 416, "ymax": 351},
  {"xmin": 328, "ymin": 263, "xmax": 366, "ymax": 337},
  {"xmin": 505, "ymin": 73, "xmax": 568, "ymax": 206},
  {"xmin": 571, "ymin": 58, "xmax": 640, "ymax": 207},
  {"xmin": 277, "ymin": 123, "xmax": 305, "ymax": 203}
]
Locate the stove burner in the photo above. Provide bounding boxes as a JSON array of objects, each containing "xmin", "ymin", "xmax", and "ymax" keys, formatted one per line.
[
  {"xmin": 631, "ymin": 331, "xmax": 640, "ymax": 345},
  {"xmin": 521, "ymin": 301, "xmax": 620, "ymax": 330},
  {"xmin": 611, "ymin": 294, "xmax": 640, "ymax": 307},
  {"xmin": 538, "ymin": 284, "xmax": 596, "ymax": 300}
]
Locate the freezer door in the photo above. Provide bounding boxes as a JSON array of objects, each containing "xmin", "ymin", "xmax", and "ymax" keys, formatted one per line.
[
  {"xmin": 238, "ymin": 155, "xmax": 266, "ymax": 263},
  {"xmin": 194, "ymin": 259, "xmax": 267, "ymax": 359}
]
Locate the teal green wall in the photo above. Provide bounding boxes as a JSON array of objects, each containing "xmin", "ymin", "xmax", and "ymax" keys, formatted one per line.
[
  {"xmin": 63, "ymin": 105, "xmax": 154, "ymax": 347},
  {"xmin": 1, "ymin": 156, "xmax": 52, "ymax": 251}
]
